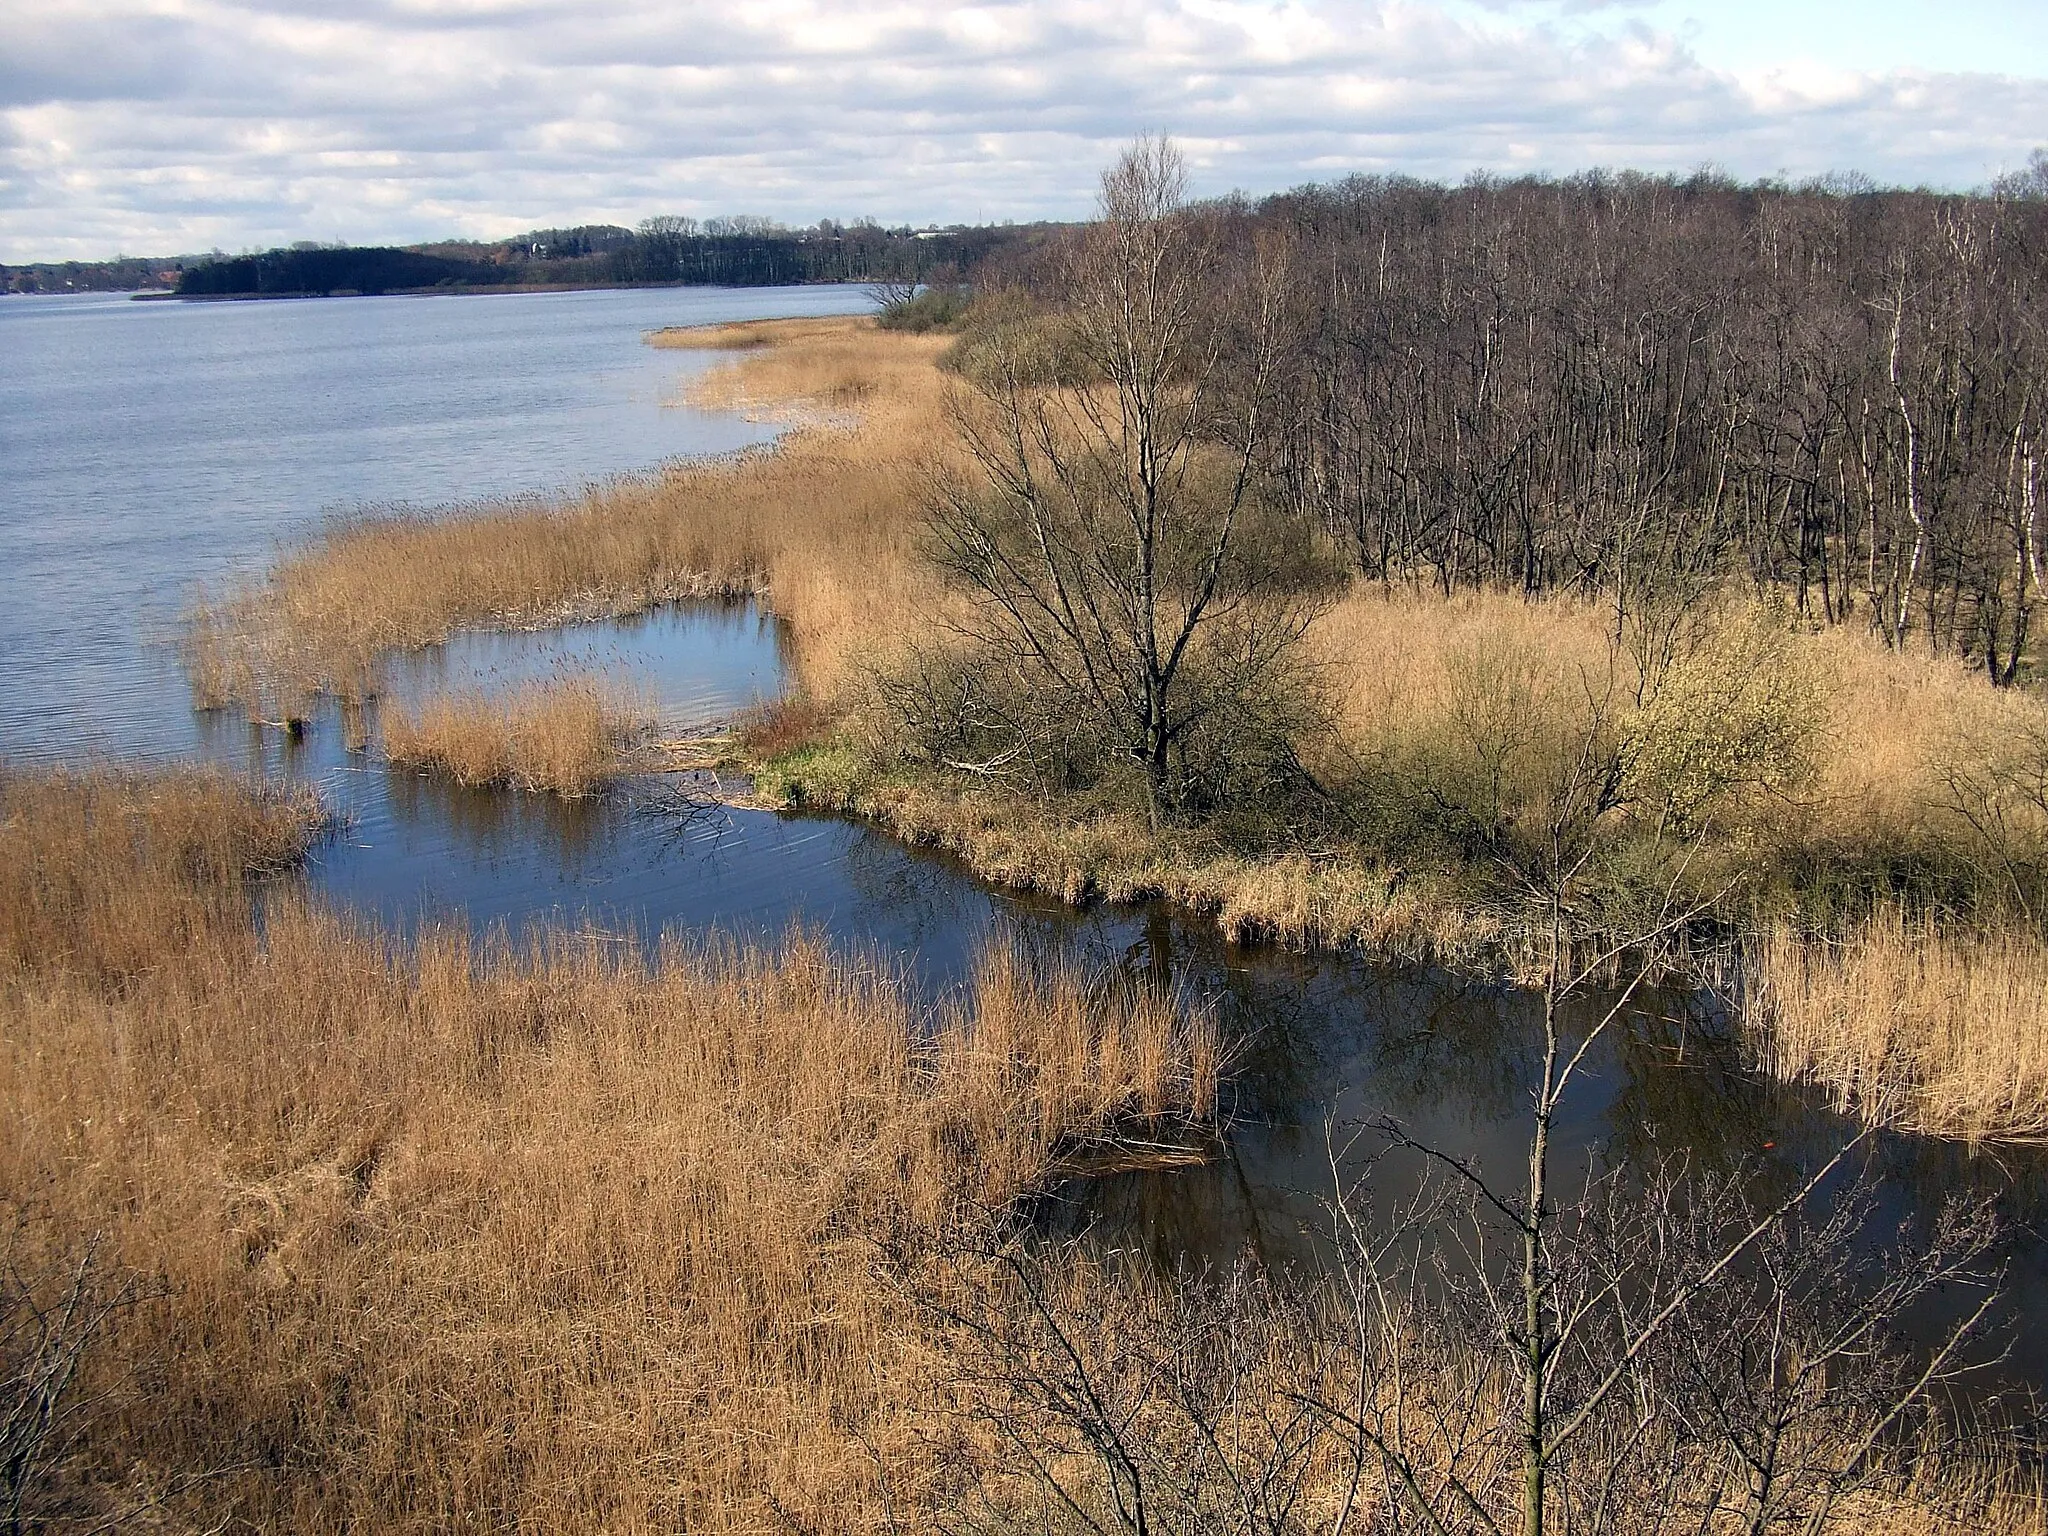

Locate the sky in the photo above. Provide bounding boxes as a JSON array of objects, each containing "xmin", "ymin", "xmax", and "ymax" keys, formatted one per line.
[{"xmin": 3, "ymin": 0, "xmax": 2046, "ymax": 263}]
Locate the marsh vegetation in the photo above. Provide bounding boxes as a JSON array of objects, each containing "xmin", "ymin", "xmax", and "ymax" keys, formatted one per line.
[
  {"xmin": 0, "ymin": 766, "xmax": 1217, "ymax": 1531},
  {"xmin": 382, "ymin": 675, "xmax": 651, "ymax": 795},
  {"xmin": 12, "ymin": 140, "xmax": 2047, "ymax": 1532},
  {"xmin": 179, "ymin": 150, "xmax": 2048, "ymax": 1149}
]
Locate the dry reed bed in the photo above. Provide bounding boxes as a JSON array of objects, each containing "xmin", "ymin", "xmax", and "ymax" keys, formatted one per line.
[
  {"xmin": 0, "ymin": 766, "xmax": 1216, "ymax": 1531},
  {"xmin": 382, "ymin": 675, "xmax": 649, "ymax": 794},
  {"xmin": 187, "ymin": 316, "xmax": 953, "ymax": 715},
  {"xmin": 1314, "ymin": 586, "xmax": 2048, "ymax": 898},
  {"xmin": 1754, "ymin": 910, "xmax": 2048, "ymax": 1143}
]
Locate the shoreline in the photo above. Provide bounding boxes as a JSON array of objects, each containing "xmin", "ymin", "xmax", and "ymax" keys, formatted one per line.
[{"xmin": 132, "ymin": 277, "xmax": 880, "ymax": 303}]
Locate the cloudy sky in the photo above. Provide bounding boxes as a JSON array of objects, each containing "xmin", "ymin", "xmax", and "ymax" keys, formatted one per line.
[{"xmin": 5, "ymin": 0, "xmax": 2046, "ymax": 262}]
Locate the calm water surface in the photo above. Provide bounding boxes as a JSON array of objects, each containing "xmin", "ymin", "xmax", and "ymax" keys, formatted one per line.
[
  {"xmin": 2, "ymin": 287, "xmax": 2042, "ymax": 1397},
  {"xmin": 0, "ymin": 285, "xmax": 867, "ymax": 761}
]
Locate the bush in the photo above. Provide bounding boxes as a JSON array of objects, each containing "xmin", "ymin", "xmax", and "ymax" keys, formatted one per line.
[
  {"xmin": 875, "ymin": 283, "xmax": 972, "ymax": 333},
  {"xmin": 1622, "ymin": 607, "xmax": 1820, "ymax": 832},
  {"xmin": 869, "ymin": 636, "xmax": 1336, "ymax": 840}
]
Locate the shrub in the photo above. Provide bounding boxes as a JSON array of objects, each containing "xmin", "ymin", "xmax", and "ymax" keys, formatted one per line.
[
  {"xmin": 1622, "ymin": 607, "xmax": 1820, "ymax": 832},
  {"xmin": 875, "ymin": 283, "xmax": 972, "ymax": 333}
]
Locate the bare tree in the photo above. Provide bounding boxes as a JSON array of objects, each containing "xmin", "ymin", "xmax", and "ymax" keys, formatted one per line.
[{"xmin": 930, "ymin": 137, "xmax": 1322, "ymax": 825}]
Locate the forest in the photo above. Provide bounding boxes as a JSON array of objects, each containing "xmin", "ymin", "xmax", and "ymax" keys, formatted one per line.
[
  {"xmin": 1227, "ymin": 158, "xmax": 2048, "ymax": 681},
  {"xmin": 166, "ymin": 218, "xmax": 1042, "ymax": 297}
]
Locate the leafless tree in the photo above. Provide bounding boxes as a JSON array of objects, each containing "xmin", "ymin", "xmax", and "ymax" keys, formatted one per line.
[
  {"xmin": 929, "ymin": 137, "xmax": 1327, "ymax": 825},
  {"xmin": 1209, "ymin": 169, "xmax": 2048, "ymax": 678}
]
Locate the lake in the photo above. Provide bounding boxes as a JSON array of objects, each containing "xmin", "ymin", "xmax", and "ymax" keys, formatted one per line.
[{"xmin": 0, "ymin": 284, "xmax": 865, "ymax": 763}]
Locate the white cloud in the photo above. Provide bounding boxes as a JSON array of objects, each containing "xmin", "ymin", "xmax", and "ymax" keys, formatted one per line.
[{"xmin": 3, "ymin": 0, "xmax": 2044, "ymax": 261}]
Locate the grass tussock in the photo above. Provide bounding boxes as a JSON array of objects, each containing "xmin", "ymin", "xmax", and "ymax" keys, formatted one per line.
[
  {"xmin": 188, "ymin": 316, "xmax": 954, "ymax": 716},
  {"xmin": 733, "ymin": 693, "xmax": 839, "ymax": 761},
  {"xmin": 1754, "ymin": 910, "xmax": 2048, "ymax": 1143},
  {"xmin": 0, "ymin": 766, "xmax": 1216, "ymax": 1532},
  {"xmin": 382, "ymin": 675, "xmax": 649, "ymax": 794}
]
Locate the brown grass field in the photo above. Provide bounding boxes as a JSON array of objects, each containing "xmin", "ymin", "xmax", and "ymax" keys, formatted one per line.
[
  {"xmin": 382, "ymin": 674, "xmax": 649, "ymax": 794},
  {"xmin": 0, "ymin": 766, "xmax": 1218, "ymax": 1531},
  {"xmin": 182, "ymin": 314, "xmax": 2048, "ymax": 1147}
]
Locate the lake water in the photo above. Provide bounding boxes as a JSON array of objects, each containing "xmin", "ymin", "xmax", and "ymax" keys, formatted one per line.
[
  {"xmin": 3, "ymin": 286, "xmax": 2042, "ymax": 1399},
  {"xmin": 0, "ymin": 285, "xmax": 866, "ymax": 763}
]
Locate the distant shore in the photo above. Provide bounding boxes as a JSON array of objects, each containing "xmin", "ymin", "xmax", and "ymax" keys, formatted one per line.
[{"xmin": 132, "ymin": 277, "xmax": 876, "ymax": 303}]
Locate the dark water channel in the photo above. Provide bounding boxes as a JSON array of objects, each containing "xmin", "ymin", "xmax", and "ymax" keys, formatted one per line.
[
  {"xmin": 179, "ymin": 594, "xmax": 2048, "ymax": 1408},
  {"xmin": 4, "ymin": 287, "xmax": 2042, "ymax": 1414}
]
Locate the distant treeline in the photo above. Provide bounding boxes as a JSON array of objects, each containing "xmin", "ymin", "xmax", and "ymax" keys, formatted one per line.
[
  {"xmin": 169, "ymin": 219, "xmax": 1049, "ymax": 298},
  {"xmin": 2, "ymin": 256, "xmax": 183, "ymax": 294},
  {"xmin": 176, "ymin": 246, "xmax": 500, "ymax": 297},
  {"xmin": 1083, "ymin": 158, "xmax": 2048, "ymax": 680}
]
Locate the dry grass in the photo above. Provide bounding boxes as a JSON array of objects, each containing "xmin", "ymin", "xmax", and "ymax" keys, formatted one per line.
[
  {"xmin": 188, "ymin": 316, "xmax": 954, "ymax": 715},
  {"xmin": 1311, "ymin": 585, "xmax": 1626, "ymax": 753},
  {"xmin": 0, "ymin": 765, "xmax": 327, "ymax": 988},
  {"xmin": 382, "ymin": 675, "xmax": 649, "ymax": 794},
  {"xmin": 1310, "ymin": 584, "xmax": 2046, "ymax": 899},
  {"xmin": 1753, "ymin": 910, "xmax": 2048, "ymax": 1143},
  {"xmin": 0, "ymin": 765, "xmax": 1216, "ymax": 1531},
  {"xmin": 645, "ymin": 320, "xmax": 780, "ymax": 350}
]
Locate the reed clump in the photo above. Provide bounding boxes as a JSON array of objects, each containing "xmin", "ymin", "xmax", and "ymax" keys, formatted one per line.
[
  {"xmin": 382, "ymin": 675, "xmax": 648, "ymax": 794},
  {"xmin": 0, "ymin": 765, "xmax": 1216, "ymax": 1532},
  {"xmin": 0, "ymin": 764, "xmax": 326, "ymax": 990},
  {"xmin": 1753, "ymin": 910, "xmax": 2048, "ymax": 1143}
]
